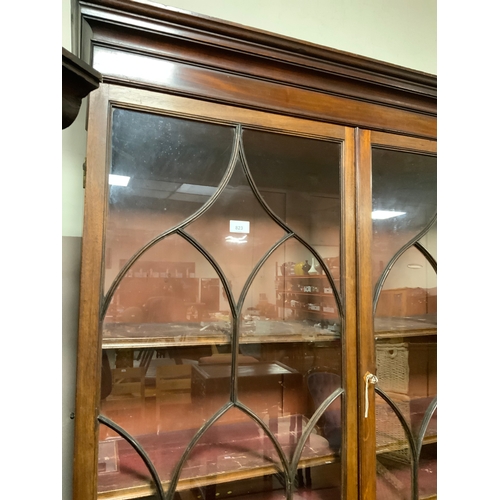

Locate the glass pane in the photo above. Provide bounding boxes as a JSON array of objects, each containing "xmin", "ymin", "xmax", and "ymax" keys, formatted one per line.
[
  {"xmin": 243, "ymin": 129, "xmax": 342, "ymax": 290},
  {"xmin": 103, "ymin": 233, "xmax": 232, "ymax": 347},
  {"xmin": 184, "ymin": 158, "xmax": 286, "ymax": 303},
  {"xmin": 375, "ymin": 393, "xmax": 412, "ymax": 500},
  {"xmin": 418, "ymin": 220, "xmax": 437, "ymax": 260},
  {"xmin": 372, "ymin": 148, "xmax": 437, "ymax": 290},
  {"xmin": 97, "ymin": 422, "xmax": 155, "ymax": 498},
  {"xmin": 419, "ymin": 442, "xmax": 437, "ymax": 498},
  {"xmin": 376, "ymin": 456, "xmax": 411, "ymax": 500},
  {"xmin": 375, "ymin": 245, "xmax": 437, "ymax": 334},
  {"xmin": 375, "ymin": 407, "xmax": 437, "ymax": 500},
  {"xmin": 241, "ymin": 238, "xmax": 341, "ymax": 344},
  {"xmin": 180, "ymin": 475, "xmax": 286, "ymax": 500},
  {"xmin": 105, "ymin": 108, "xmax": 235, "ymax": 294},
  {"xmin": 294, "ymin": 463, "xmax": 342, "ymax": 499},
  {"xmin": 372, "ymin": 145, "xmax": 437, "ymax": 500},
  {"xmin": 99, "ymin": 115, "xmax": 345, "ymax": 500},
  {"xmin": 294, "ymin": 397, "xmax": 342, "ymax": 499},
  {"xmin": 100, "ymin": 346, "xmax": 230, "ymax": 496},
  {"xmin": 176, "ymin": 408, "xmax": 285, "ymax": 496}
]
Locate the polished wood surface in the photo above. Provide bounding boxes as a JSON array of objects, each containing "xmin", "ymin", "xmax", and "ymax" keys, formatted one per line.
[
  {"xmin": 374, "ymin": 315, "xmax": 437, "ymax": 338},
  {"xmin": 102, "ymin": 83, "xmax": 348, "ymax": 139},
  {"xmin": 355, "ymin": 128, "xmax": 377, "ymax": 500},
  {"xmin": 90, "ymin": 44, "xmax": 435, "ymax": 139},
  {"xmin": 77, "ymin": 0, "xmax": 435, "ymax": 138},
  {"xmin": 341, "ymin": 127, "xmax": 358, "ymax": 500},
  {"xmin": 73, "ymin": 85, "xmax": 111, "ymax": 500},
  {"xmin": 370, "ymin": 131, "xmax": 437, "ymax": 154},
  {"xmin": 78, "ymin": 0, "xmax": 436, "ymax": 113},
  {"xmin": 62, "ymin": 47, "xmax": 102, "ymax": 128}
]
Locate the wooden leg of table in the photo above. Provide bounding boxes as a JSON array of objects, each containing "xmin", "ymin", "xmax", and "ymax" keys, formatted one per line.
[{"xmin": 305, "ymin": 466, "xmax": 312, "ymax": 488}]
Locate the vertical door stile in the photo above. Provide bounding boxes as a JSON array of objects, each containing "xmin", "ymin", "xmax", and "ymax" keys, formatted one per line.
[
  {"xmin": 342, "ymin": 127, "xmax": 358, "ymax": 500},
  {"xmin": 73, "ymin": 84, "xmax": 111, "ymax": 500},
  {"xmin": 355, "ymin": 128, "xmax": 377, "ymax": 500}
]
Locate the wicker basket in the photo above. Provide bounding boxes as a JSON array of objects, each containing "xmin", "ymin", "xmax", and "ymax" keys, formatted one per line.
[
  {"xmin": 376, "ymin": 343, "xmax": 409, "ymax": 395},
  {"xmin": 375, "ymin": 391, "xmax": 411, "ymax": 463}
]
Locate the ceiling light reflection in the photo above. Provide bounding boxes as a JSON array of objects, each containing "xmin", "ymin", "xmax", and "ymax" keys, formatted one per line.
[
  {"xmin": 371, "ymin": 210, "xmax": 406, "ymax": 220},
  {"xmin": 109, "ymin": 174, "xmax": 130, "ymax": 186},
  {"xmin": 225, "ymin": 234, "xmax": 248, "ymax": 244}
]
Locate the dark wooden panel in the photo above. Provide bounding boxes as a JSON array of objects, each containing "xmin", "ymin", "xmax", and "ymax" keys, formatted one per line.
[
  {"xmin": 341, "ymin": 128, "xmax": 359, "ymax": 500},
  {"xmin": 72, "ymin": 86, "xmax": 110, "ymax": 500},
  {"xmin": 78, "ymin": 0, "xmax": 436, "ymax": 120},
  {"xmin": 82, "ymin": 17, "xmax": 436, "ymax": 115},
  {"xmin": 62, "ymin": 47, "xmax": 102, "ymax": 129},
  {"xmin": 355, "ymin": 128, "xmax": 377, "ymax": 500},
  {"xmin": 91, "ymin": 46, "xmax": 436, "ymax": 139}
]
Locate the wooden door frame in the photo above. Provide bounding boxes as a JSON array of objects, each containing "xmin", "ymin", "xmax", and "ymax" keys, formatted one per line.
[
  {"xmin": 355, "ymin": 130, "xmax": 437, "ymax": 500},
  {"xmin": 74, "ymin": 84, "xmax": 362, "ymax": 500}
]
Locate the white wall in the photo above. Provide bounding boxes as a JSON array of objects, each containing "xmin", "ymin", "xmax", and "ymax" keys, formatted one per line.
[
  {"xmin": 61, "ymin": 1, "xmax": 436, "ymax": 498},
  {"xmin": 155, "ymin": 0, "xmax": 436, "ymax": 74}
]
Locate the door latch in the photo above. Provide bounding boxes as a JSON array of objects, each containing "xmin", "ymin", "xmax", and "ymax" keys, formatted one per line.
[{"xmin": 364, "ymin": 372, "xmax": 378, "ymax": 418}]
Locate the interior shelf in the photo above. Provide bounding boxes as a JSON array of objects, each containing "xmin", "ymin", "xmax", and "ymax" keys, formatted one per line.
[
  {"xmin": 97, "ymin": 415, "xmax": 336, "ymax": 500},
  {"xmin": 102, "ymin": 321, "xmax": 341, "ymax": 349}
]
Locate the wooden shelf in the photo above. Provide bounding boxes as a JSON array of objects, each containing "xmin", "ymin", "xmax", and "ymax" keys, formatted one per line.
[
  {"xmin": 374, "ymin": 315, "xmax": 437, "ymax": 339},
  {"xmin": 102, "ymin": 321, "xmax": 341, "ymax": 349},
  {"xmin": 376, "ymin": 434, "xmax": 436, "ymax": 455},
  {"xmin": 276, "ymin": 274, "xmax": 338, "ymax": 280},
  {"xmin": 375, "ymin": 330, "xmax": 437, "ymax": 340},
  {"xmin": 277, "ymin": 291, "xmax": 336, "ymax": 298}
]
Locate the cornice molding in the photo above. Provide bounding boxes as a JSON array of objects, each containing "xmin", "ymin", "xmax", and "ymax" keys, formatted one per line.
[
  {"xmin": 78, "ymin": 0, "xmax": 436, "ymax": 117},
  {"xmin": 62, "ymin": 47, "xmax": 102, "ymax": 129}
]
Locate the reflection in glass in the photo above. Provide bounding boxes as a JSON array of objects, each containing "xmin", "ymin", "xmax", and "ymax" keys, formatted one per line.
[
  {"xmin": 418, "ymin": 414, "xmax": 437, "ymax": 499},
  {"xmin": 294, "ymin": 422, "xmax": 342, "ymax": 499},
  {"xmin": 180, "ymin": 471, "xmax": 286, "ymax": 500},
  {"xmin": 185, "ymin": 158, "xmax": 286, "ymax": 303},
  {"xmin": 375, "ymin": 245, "xmax": 437, "ymax": 334},
  {"xmin": 243, "ymin": 129, "xmax": 342, "ymax": 276},
  {"xmin": 240, "ymin": 238, "xmax": 341, "ymax": 345},
  {"xmin": 372, "ymin": 148, "xmax": 437, "ymax": 290},
  {"xmin": 97, "ymin": 422, "xmax": 154, "ymax": 497},
  {"xmin": 99, "ymin": 120, "xmax": 346, "ymax": 500},
  {"xmin": 418, "ymin": 221, "xmax": 437, "ymax": 261},
  {"xmin": 105, "ymin": 108, "xmax": 235, "ymax": 293},
  {"xmin": 375, "ymin": 393, "xmax": 412, "ymax": 500},
  {"xmin": 372, "ymin": 146, "xmax": 437, "ymax": 500},
  {"xmin": 376, "ymin": 457, "xmax": 411, "ymax": 500},
  {"xmin": 375, "ymin": 401, "xmax": 437, "ymax": 500},
  {"xmin": 100, "ymin": 346, "xmax": 228, "ymax": 496},
  {"xmin": 177, "ymin": 408, "xmax": 285, "ymax": 493},
  {"xmin": 287, "ymin": 390, "xmax": 342, "ymax": 499},
  {"xmin": 103, "ymin": 233, "xmax": 232, "ymax": 346}
]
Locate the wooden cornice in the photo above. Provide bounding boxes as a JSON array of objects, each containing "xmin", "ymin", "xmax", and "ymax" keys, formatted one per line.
[
  {"xmin": 77, "ymin": 0, "xmax": 436, "ymax": 127},
  {"xmin": 62, "ymin": 47, "xmax": 102, "ymax": 129}
]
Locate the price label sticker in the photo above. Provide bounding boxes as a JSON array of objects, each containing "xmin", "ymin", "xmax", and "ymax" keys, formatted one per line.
[{"xmin": 229, "ymin": 220, "xmax": 250, "ymax": 233}]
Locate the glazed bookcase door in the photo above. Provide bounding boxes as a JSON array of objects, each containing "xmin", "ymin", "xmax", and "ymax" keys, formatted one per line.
[
  {"xmin": 356, "ymin": 131, "xmax": 437, "ymax": 500},
  {"xmin": 73, "ymin": 84, "xmax": 359, "ymax": 500}
]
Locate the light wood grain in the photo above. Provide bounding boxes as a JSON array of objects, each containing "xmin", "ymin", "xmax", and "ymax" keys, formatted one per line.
[{"xmin": 73, "ymin": 85, "xmax": 111, "ymax": 500}]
